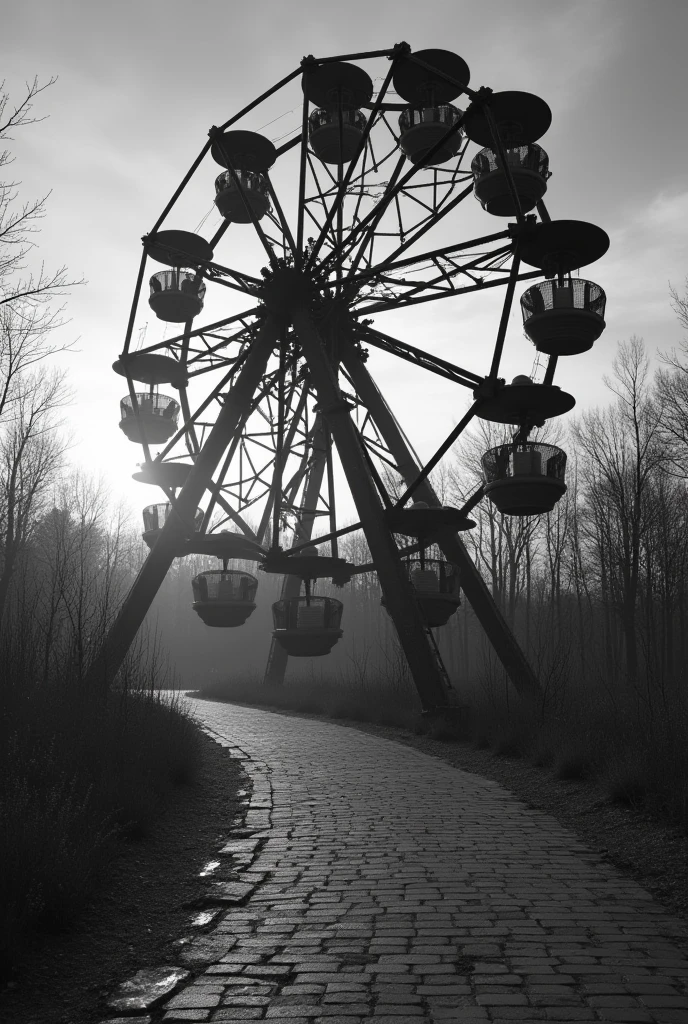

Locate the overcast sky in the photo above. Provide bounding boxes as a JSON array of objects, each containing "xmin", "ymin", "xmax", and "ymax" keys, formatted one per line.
[{"xmin": 3, "ymin": 0, "xmax": 688, "ymax": 520}]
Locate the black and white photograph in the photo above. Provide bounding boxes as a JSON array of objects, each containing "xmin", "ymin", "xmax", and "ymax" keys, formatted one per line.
[{"xmin": 1, "ymin": 3, "xmax": 687, "ymax": 1023}]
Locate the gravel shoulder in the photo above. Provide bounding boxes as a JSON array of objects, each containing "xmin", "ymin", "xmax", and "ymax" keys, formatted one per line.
[{"xmin": 0, "ymin": 729, "xmax": 245, "ymax": 1024}]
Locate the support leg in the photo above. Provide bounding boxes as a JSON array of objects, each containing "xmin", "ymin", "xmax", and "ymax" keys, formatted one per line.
[
  {"xmin": 341, "ymin": 345, "xmax": 541, "ymax": 700},
  {"xmin": 293, "ymin": 310, "xmax": 448, "ymax": 711},
  {"xmin": 85, "ymin": 319, "xmax": 278, "ymax": 690},
  {"xmin": 263, "ymin": 418, "xmax": 328, "ymax": 686}
]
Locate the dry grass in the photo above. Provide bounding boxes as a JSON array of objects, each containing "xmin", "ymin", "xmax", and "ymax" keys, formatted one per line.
[{"xmin": 0, "ymin": 677, "xmax": 202, "ymax": 978}]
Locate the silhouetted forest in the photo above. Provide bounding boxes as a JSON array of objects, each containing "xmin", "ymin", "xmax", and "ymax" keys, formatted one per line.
[
  {"xmin": 146, "ymin": 330, "xmax": 688, "ymax": 718},
  {"xmin": 0, "ymin": 80, "xmax": 201, "ymax": 971}
]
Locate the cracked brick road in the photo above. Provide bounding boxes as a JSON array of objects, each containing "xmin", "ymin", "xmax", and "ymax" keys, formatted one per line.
[{"xmin": 162, "ymin": 699, "xmax": 688, "ymax": 1024}]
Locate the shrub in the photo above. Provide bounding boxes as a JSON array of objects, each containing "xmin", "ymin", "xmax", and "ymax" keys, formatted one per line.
[
  {"xmin": 554, "ymin": 748, "xmax": 591, "ymax": 780},
  {"xmin": 605, "ymin": 759, "xmax": 648, "ymax": 807},
  {"xmin": 199, "ymin": 667, "xmax": 422, "ymax": 730},
  {"xmin": 0, "ymin": 678, "xmax": 202, "ymax": 977},
  {"xmin": 492, "ymin": 731, "xmax": 523, "ymax": 758}
]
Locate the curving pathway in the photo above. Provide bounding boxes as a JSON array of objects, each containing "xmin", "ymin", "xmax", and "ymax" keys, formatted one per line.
[{"xmin": 159, "ymin": 698, "xmax": 688, "ymax": 1024}]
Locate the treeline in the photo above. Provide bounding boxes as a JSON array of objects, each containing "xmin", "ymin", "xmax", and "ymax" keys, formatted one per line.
[
  {"xmin": 154, "ymin": 328, "xmax": 688, "ymax": 719},
  {"xmin": 449, "ymin": 332, "xmax": 688, "ymax": 706},
  {"xmin": 0, "ymin": 79, "xmax": 202, "ymax": 976}
]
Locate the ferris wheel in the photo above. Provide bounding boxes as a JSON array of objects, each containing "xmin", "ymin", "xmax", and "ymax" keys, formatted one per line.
[{"xmin": 89, "ymin": 43, "xmax": 609, "ymax": 710}]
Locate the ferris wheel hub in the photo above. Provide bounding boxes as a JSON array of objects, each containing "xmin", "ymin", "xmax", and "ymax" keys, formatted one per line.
[{"xmin": 260, "ymin": 266, "xmax": 314, "ymax": 318}]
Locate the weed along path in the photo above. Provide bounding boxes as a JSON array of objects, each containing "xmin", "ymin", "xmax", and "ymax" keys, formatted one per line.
[{"xmin": 161, "ymin": 698, "xmax": 688, "ymax": 1024}]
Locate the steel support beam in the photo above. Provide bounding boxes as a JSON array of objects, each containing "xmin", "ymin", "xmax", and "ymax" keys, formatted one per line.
[
  {"xmin": 85, "ymin": 318, "xmax": 278, "ymax": 690},
  {"xmin": 263, "ymin": 417, "xmax": 328, "ymax": 687},
  {"xmin": 341, "ymin": 344, "xmax": 541, "ymax": 700},
  {"xmin": 293, "ymin": 310, "xmax": 449, "ymax": 711}
]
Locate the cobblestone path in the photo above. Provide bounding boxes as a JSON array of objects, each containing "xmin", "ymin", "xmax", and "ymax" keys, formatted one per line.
[{"xmin": 163, "ymin": 699, "xmax": 688, "ymax": 1024}]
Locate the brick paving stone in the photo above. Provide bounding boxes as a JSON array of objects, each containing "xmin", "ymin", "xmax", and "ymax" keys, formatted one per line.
[
  {"xmin": 163, "ymin": 1012, "xmax": 211, "ymax": 1022},
  {"xmin": 475, "ymin": 993, "xmax": 530, "ymax": 1005},
  {"xmin": 593, "ymin": 1013, "xmax": 654, "ymax": 1023},
  {"xmin": 210, "ymin": 1011, "xmax": 264, "ymax": 1021},
  {"xmin": 165, "ymin": 991, "xmax": 222, "ymax": 1009},
  {"xmin": 373, "ymin": 1007, "xmax": 425, "ymax": 1015},
  {"xmin": 189, "ymin": 702, "xmax": 688, "ymax": 1024},
  {"xmin": 429, "ymin": 1012, "xmax": 491, "ymax": 1021},
  {"xmin": 428, "ymin": 1014, "xmax": 489, "ymax": 1022},
  {"xmin": 486, "ymin": 1012, "xmax": 546, "ymax": 1021},
  {"xmin": 221, "ymin": 994, "xmax": 271, "ymax": 1006},
  {"xmin": 541, "ymin": 1012, "xmax": 596, "ymax": 1021},
  {"xmin": 266, "ymin": 1007, "xmax": 322, "ymax": 1017},
  {"xmin": 473, "ymin": 973, "xmax": 524, "ymax": 985},
  {"xmin": 370, "ymin": 1018, "xmax": 428, "ymax": 1023}
]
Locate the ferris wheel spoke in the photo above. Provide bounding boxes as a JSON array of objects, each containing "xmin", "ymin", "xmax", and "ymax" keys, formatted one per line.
[
  {"xmin": 136, "ymin": 308, "xmax": 263, "ymax": 361},
  {"xmin": 207, "ymin": 274, "xmax": 262, "ymax": 299},
  {"xmin": 363, "ymin": 244, "xmax": 514, "ymax": 306},
  {"xmin": 185, "ymin": 338, "xmax": 245, "ymax": 372},
  {"xmin": 377, "ymin": 111, "xmax": 402, "ymax": 147},
  {"xmin": 325, "ymin": 153, "xmax": 407, "ymax": 278},
  {"xmin": 302, "ymin": 202, "xmax": 336, "ymax": 253},
  {"xmin": 394, "ymin": 399, "xmax": 483, "ymax": 510},
  {"xmin": 347, "ymin": 146, "xmax": 373, "ymax": 236},
  {"xmin": 365, "ymin": 174, "xmax": 472, "ymax": 257},
  {"xmin": 264, "ymin": 171, "xmax": 297, "ymax": 257},
  {"xmin": 354, "ymin": 263, "xmax": 540, "ymax": 316},
  {"xmin": 208, "ymin": 217, "xmax": 231, "ymax": 251},
  {"xmin": 347, "ymin": 228, "xmax": 511, "ymax": 283},
  {"xmin": 295, "ymin": 86, "xmax": 310, "ymax": 263},
  {"xmin": 144, "ymin": 241, "xmax": 264, "ymax": 296},
  {"xmin": 398, "ymin": 186, "xmax": 437, "ymax": 217},
  {"xmin": 487, "ymin": 244, "xmax": 522, "ymax": 381},
  {"xmin": 154, "ymin": 367, "xmax": 238, "ymax": 461},
  {"xmin": 177, "ymin": 386, "xmax": 201, "ymax": 459},
  {"xmin": 160, "ymin": 340, "xmax": 278, "ymax": 463},
  {"xmin": 351, "ymin": 247, "xmax": 508, "ymax": 309},
  {"xmin": 325, "ymin": 110, "xmax": 470, "ymax": 279},
  {"xmin": 184, "ymin": 322, "xmax": 263, "ymax": 371},
  {"xmin": 365, "ymin": 182, "xmax": 475, "ymax": 270},
  {"xmin": 201, "ymin": 485, "xmax": 259, "ymax": 541},
  {"xmin": 304, "ymin": 151, "xmax": 342, "ymax": 245},
  {"xmin": 305, "ymin": 60, "xmax": 398, "ymax": 269},
  {"xmin": 357, "ymin": 324, "xmax": 483, "ymax": 390}
]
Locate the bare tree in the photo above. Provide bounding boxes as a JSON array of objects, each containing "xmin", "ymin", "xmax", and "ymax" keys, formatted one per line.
[
  {"xmin": 0, "ymin": 370, "xmax": 67, "ymax": 622},
  {"xmin": 0, "ymin": 78, "xmax": 79, "ymax": 315},
  {"xmin": 573, "ymin": 338, "xmax": 665, "ymax": 687},
  {"xmin": 655, "ymin": 278, "xmax": 688, "ymax": 472},
  {"xmin": 0, "ymin": 77, "xmax": 79, "ymax": 632}
]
